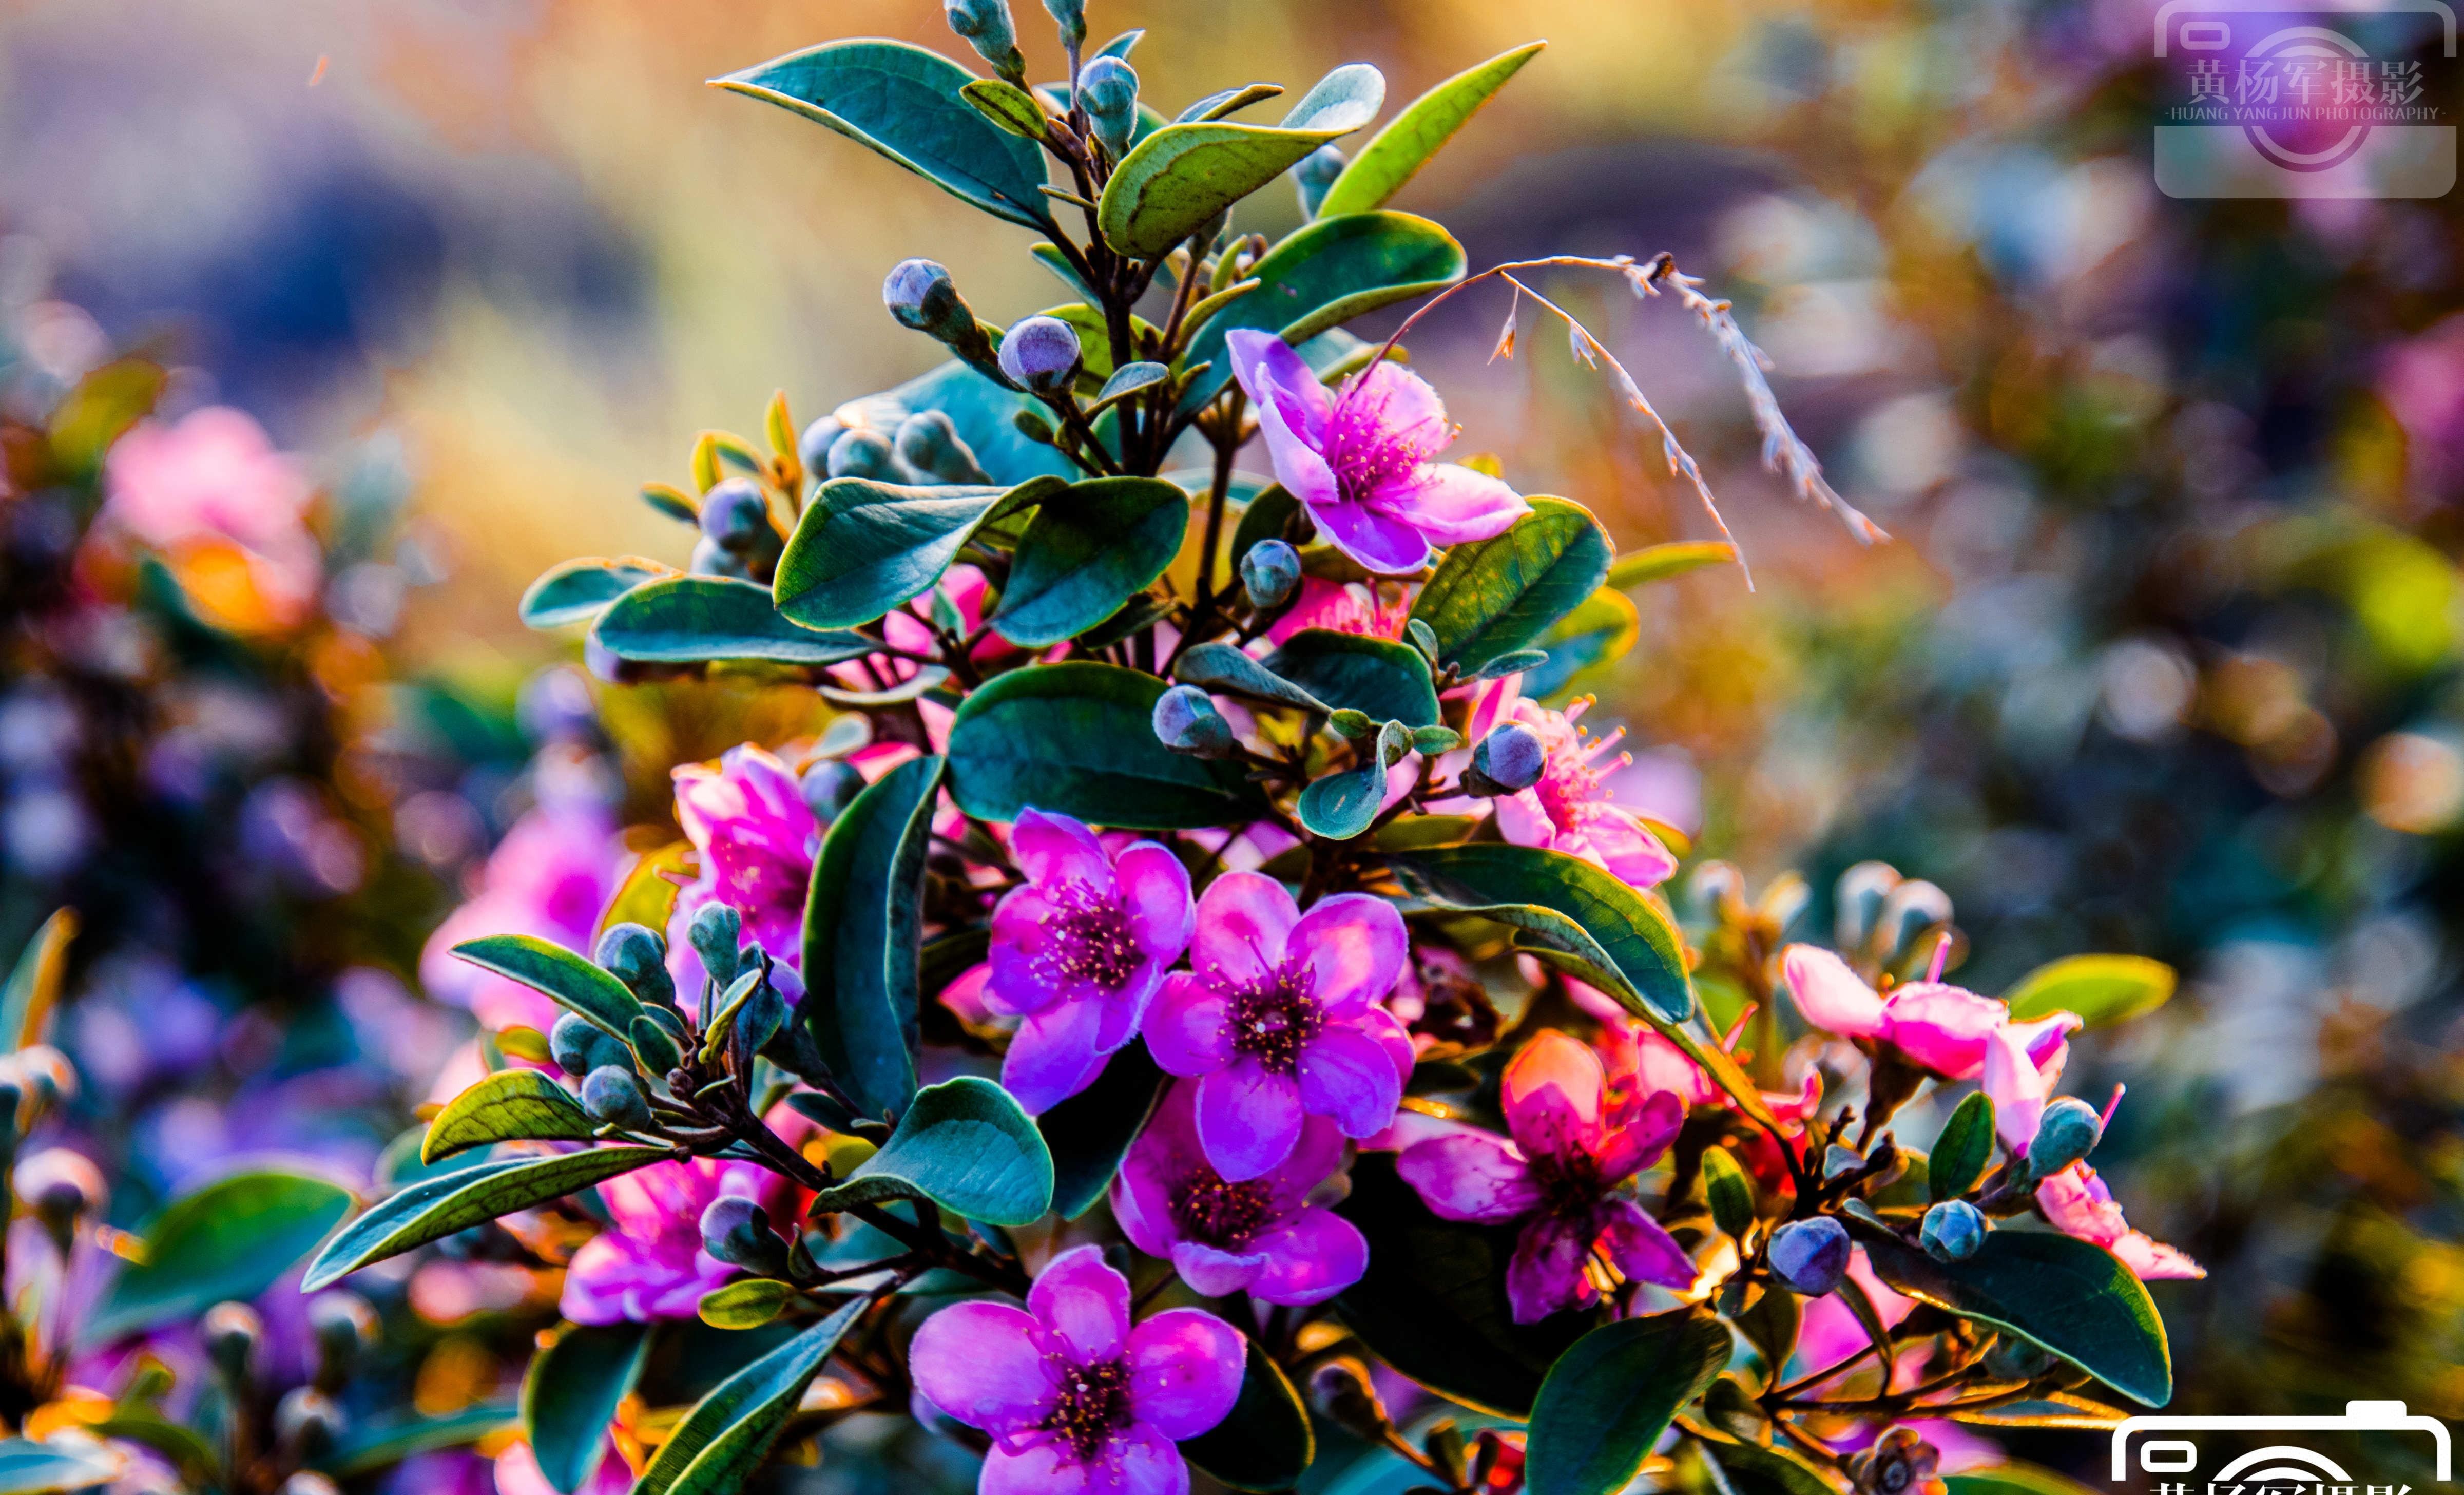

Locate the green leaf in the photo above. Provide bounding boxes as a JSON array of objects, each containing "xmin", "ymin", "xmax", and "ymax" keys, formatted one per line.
[
  {"xmin": 1698, "ymin": 1433, "xmax": 1841, "ymax": 1495},
  {"xmin": 1332, "ymin": 1154, "xmax": 1594, "ymax": 1417},
  {"xmin": 959, "ymin": 76, "xmax": 1048, "ymax": 139},
  {"xmin": 422, "ymin": 1069, "xmax": 596, "ymax": 1165},
  {"xmin": 0, "ymin": 1438, "xmax": 127, "ymax": 1494},
  {"xmin": 1094, "ymin": 362, "xmax": 1170, "ymax": 404},
  {"xmin": 1389, "ymin": 844, "xmax": 1693, "ymax": 1023},
  {"xmin": 1702, "ymin": 1147, "xmax": 1755, "ymax": 1238},
  {"xmin": 320, "ymin": 1404, "xmax": 519, "ymax": 1479},
  {"xmin": 1521, "ymin": 587, "xmax": 1640, "ymax": 699},
  {"xmin": 1605, "ymin": 540, "xmax": 1739, "ymax": 589},
  {"xmin": 84, "ymin": 1170, "xmax": 354, "ymax": 1344},
  {"xmin": 715, "ymin": 41, "xmax": 1055, "ymax": 231},
  {"xmin": 1038, "ymin": 1043, "xmax": 1165, "ymax": 1219},
  {"xmin": 303, "ymin": 1147, "xmax": 669, "ymax": 1291},
  {"xmin": 946, "ymin": 662, "xmax": 1272, "ymax": 829},
  {"xmin": 521, "ymin": 558, "xmax": 673, "ymax": 629},
  {"xmin": 1945, "ymin": 1464, "xmax": 2103, "ymax": 1495},
  {"xmin": 0, "ymin": 908, "xmax": 75, "ymax": 1052},
  {"xmin": 1178, "ymin": 213, "xmax": 1464, "ymax": 409},
  {"xmin": 523, "ymin": 1322, "xmax": 650, "ymax": 1494},
  {"xmin": 1408, "ymin": 497, "xmax": 1612, "ymax": 674},
  {"xmin": 1182, "ymin": 1340, "xmax": 1314, "ymax": 1492},
  {"xmin": 1843, "ymin": 1218, "xmax": 2172, "ymax": 1407},
  {"xmin": 808, "ymin": 1076, "xmax": 1054, "ymax": 1226},
  {"xmin": 1526, "ymin": 1311, "xmax": 1732, "ymax": 1495},
  {"xmin": 1315, "ymin": 43, "xmax": 1546, "ymax": 217},
  {"xmin": 1097, "ymin": 65, "xmax": 1385, "ymax": 259},
  {"xmin": 1928, "ymin": 1092, "xmax": 1997, "ymax": 1203},
  {"xmin": 993, "ymin": 479, "xmax": 1190, "ymax": 647},
  {"xmin": 1299, "ymin": 720, "xmax": 1411, "ymax": 841},
  {"xmin": 593, "ymin": 577, "xmax": 874, "ymax": 667},
  {"xmin": 636, "ymin": 1296, "xmax": 868, "ymax": 1495},
  {"xmin": 802, "ymin": 755, "xmax": 945, "ymax": 1121},
  {"xmin": 1226, "ymin": 483, "xmax": 1299, "ymax": 572},
  {"xmin": 859, "ymin": 359, "xmax": 1078, "ymax": 487},
  {"xmin": 775, "ymin": 475, "xmax": 1062, "ymax": 631},
  {"xmin": 699, "ymin": 1279, "xmax": 797, "ymax": 1330},
  {"xmin": 2003, "ymin": 954, "xmax": 2176, "ymax": 1030},
  {"xmin": 450, "ymin": 934, "xmax": 645, "ymax": 1041},
  {"xmin": 1262, "ymin": 630, "xmax": 1439, "ymax": 727},
  {"xmin": 1172, "ymin": 643, "xmax": 1331, "ymax": 714}
]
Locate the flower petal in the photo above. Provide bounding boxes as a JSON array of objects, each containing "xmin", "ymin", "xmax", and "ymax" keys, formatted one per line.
[
  {"xmin": 1262, "ymin": 1114, "xmax": 1348, "ymax": 1213},
  {"xmin": 1028, "ymin": 1245, "xmax": 1132, "ymax": 1364},
  {"xmin": 1190, "ymin": 871, "xmax": 1299, "ymax": 991},
  {"xmin": 1307, "ymin": 496, "xmax": 1433, "ymax": 574},
  {"xmin": 988, "ymin": 887, "xmax": 1068, "ymax": 1016},
  {"xmin": 1395, "ymin": 1133, "xmax": 1538, "ymax": 1223},
  {"xmin": 1169, "ymin": 1240, "xmax": 1267, "ymax": 1299},
  {"xmin": 1296, "ymin": 1022, "xmax": 1404, "ymax": 1139},
  {"xmin": 1369, "ymin": 462, "xmax": 1530, "ymax": 545},
  {"xmin": 1112, "ymin": 1430, "xmax": 1195, "ymax": 1495},
  {"xmin": 1126, "ymin": 1308, "xmax": 1246, "ymax": 1440},
  {"xmin": 1981, "ymin": 1023, "xmax": 2052, "ymax": 1151},
  {"xmin": 1597, "ymin": 1200, "xmax": 1698, "ymax": 1289},
  {"xmin": 1196, "ymin": 1062, "xmax": 1305, "ymax": 1182},
  {"xmin": 1781, "ymin": 945, "xmax": 1888, "ymax": 1038},
  {"xmin": 1227, "ymin": 329, "xmax": 1332, "ymax": 450},
  {"xmin": 1505, "ymin": 1215, "xmax": 1595, "ymax": 1325},
  {"xmin": 1012, "ymin": 808, "xmax": 1113, "ymax": 892},
  {"xmin": 1144, "ymin": 972, "xmax": 1233, "ymax": 1076},
  {"xmin": 910, "ymin": 1300, "xmax": 1055, "ymax": 1433},
  {"xmin": 1002, "ymin": 997, "xmax": 1111, "ymax": 1115},
  {"xmin": 1114, "ymin": 842, "xmax": 1196, "ymax": 962},
  {"xmin": 1288, "ymin": 893, "xmax": 1408, "ymax": 1015},
  {"xmin": 1246, "ymin": 1208, "xmax": 1369, "ymax": 1306},
  {"xmin": 981, "ymin": 1441, "xmax": 1093, "ymax": 1495},
  {"xmin": 1880, "ymin": 983, "xmax": 2008, "ymax": 1080},
  {"xmin": 1501, "ymin": 1030, "xmax": 1607, "ymax": 1160},
  {"xmin": 1594, "ymin": 1088, "xmax": 1684, "ymax": 1183}
]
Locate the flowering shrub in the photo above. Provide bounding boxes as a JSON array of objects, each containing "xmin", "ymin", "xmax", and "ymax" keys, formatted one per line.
[{"xmin": 296, "ymin": 8, "xmax": 2194, "ymax": 1495}]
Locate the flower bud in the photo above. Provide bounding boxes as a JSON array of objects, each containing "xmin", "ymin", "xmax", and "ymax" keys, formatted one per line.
[
  {"xmin": 550, "ymin": 1012, "xmax": 624, "ymax": 1078},
  {"xmin": 2025, "ymin": 1098, "xmax": 2103, "ymax": 1178},
  {"xmin": 1152, "ymin": 685, "xmax": 1236, "ymax": 757},
  {"xmin": 943, "ymin": 0, "xmax": 1025, "ymax": 81},
  {"xmin": 1466, "ymin": 723, "xmax": 1545, "ymax": 796},
  {"xmin": 798, "ymin": 417, "xmax": 846, "ymax": 476},
  {"xmin": 690, "ymin": 903, "xmax": 743, "ymax": 985},
  {"xmin": 688, "ymin": 536, "xmax": 752, "ymax": 579},
  {"xmin": 1919, "ymin": 1200, "xmax": 1986, "ymax": 1262},
  {"xmin": 825, "ymin": 428, "xmax": 904, "ymax": 483},
  {"xmin": 895, "ymin": 411, "xmax": 992, "ymax": 485},
  {"xmin": 697, "ymin": 477, "xmax": 771, "ymax": 551},
  {"xmin": 16, "ymin": 1148, "xmax": 104, "ymax": 1236},
  {"xmin": 1078, "ymin": 56, "xmax": 1140, "ymax": 160},
  {"xmin": 1239, "ymin": 539, "xmax": 1300, "ymax": 609},
  {"xmin": 1293, "ymin": 145, "xmax": 1344, "ymax": 217},
  {"xmin": 1850, "ymin": 1427, "xmax": 1940, "ymax": 1495},
  {"xmin": 1306, "ymin": 1359, "xmax": 1391, "ymax": 1439},
  {"xmin": 203, "ymin": 1301, "xmax": 263, "ymax": 1386},
  {"xmin": 581, "ymin": 1065, "xmax": 654, "ymax": 1130},
  {"xmin": 275, "ymin": 1387, "xmax": 346, "ymax": 1462},
  {"xmin": 883, "ymin": 259, "xmax": 966, "ymax": 338},
  {"xmin": 801, "ymin": 760, "xmax": 864, "ymax": 825},
  {"xmin": 1040, "ymin": 0, "xmax": 1087, "ymax": 49},
  {"xmin": 307, "ymin": 1292, "xmax": 377, "ymax": 1391},
  {"xmin": 700, "ymin": 1195, "xmax": 792, "ymax": 1277},
  {"xmin": 1767, "ymin": 1216, "xmax": 1851, "ymax": 1296},
  {"xmin": 997, "ymin": 316, "xmax": 1084, "ymax": 395},
  {"xmin": 595, "ymin": 923, "xmax": 675, "ymax": 1005}
]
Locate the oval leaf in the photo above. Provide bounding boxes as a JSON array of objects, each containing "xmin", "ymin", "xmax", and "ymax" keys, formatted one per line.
[
  {"xmin": 1262, "ymin": 630, "xmax": 1439, "ymax": 727},
  {"xmin": 1605, "ymin": 540, "xmax": 1740, "ymax": 589},
  {"xmin": 1521, "ymin": 586, "xmax": 1640, "ymax": 699},
  {"xmin": 1182, "ymin": 1341, "xmax": 1315, "ymax": 1492},
  {"xmin": 802, "ymin": 755, "xmax": 945, "ymax": 1121},
  {"xmin": 1315, "ymin": 43, "xmax": 1546, "ymax": 217},
  {"xmin": 84, "ymin": 1170, "xmax": 354, "ymax": 1344},
  {"xmin": 593, "ymin": 577, "xmax": 874, "ymax": 666},
  {"xmin": 523, "ymin": 1322, "xmax": 650, "ymax": 1495},
  {"xmin": 1038, "ymin": 1044, "xmax": 1165, "ymax": 1220},
  {"xmin": 2003, "ymin": 954, "xmax": 2176, "ymax": 1030},
  {"xmin": 945, "ymin": 662, "xmax": 1272, "ymax": 829},
  {"xmin": 993, "ymin": 478, "xmax": 1190, "ymax": 647},
  {"xmin": 1172, "ymin": 642, "xmax": 1332, "ymax": 715},
  {"xmin": 1408, "ymin": 497, "xmax": 1612, "ymax": 673},
  {"xmin": 422, "ymin": 1069, "xmax": 596, "ymax": 1165},
  {"xmin": 634, "ymin": 1295, "xmax": 869, "ymax": 1495},
  {"xmin": 1699, "ymin": 1434, "xmax": 1844, "ymax": 1495},
  {"xmin": 1945, "ymin": 1464, "xmax": 2103, "ymax": 1495},
  {"xmin": 303, "ymin": 1147, "xmax": 670, "ymax": 1291},
  {"xmin": 1388, "ymin": 844, "xmax": 1693, "ymax": 1023},
  {"xmin": 1526, "ymin": 1311, "xmax": 1732, "ymax": 1495},
  {"xmin": 1702, "ymin": 1146, "xmax": 1755, "ymax": 1238},
  {"xmin": 450, "ymin": 934, "xmax": 644, "ymax": 1040},
  {"xmin": 1928, "ymin": 1091, "xmax": 1997, "ymax": 1203},
  {"xmin": 775, "ymin": 476, "xmax": 1061, "ymax": 630},
  {"xmin": 808, "ymin": 1076, "xmax": 1054, "ymax": 1226},
  {"xmin": 1298, "ymin": 755, "xmax": 1394, "ymax": 842},
  {"xmin": 698, "ymin": 1279, "xmax": 797, "ymax": 1330},
  {"xmin": 521, "ymin": 558, "xmax": 672, "ymax": 629}
]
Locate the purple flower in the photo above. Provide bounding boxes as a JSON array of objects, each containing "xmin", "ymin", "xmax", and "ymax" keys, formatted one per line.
[
  {"xmin": 909, "ymin": 1245, "xmax": 1244, "ymax": 1495},
  {"xmin": 419, "ymin": 782, "xmax": 620, "ymax": 1035},
  {"xmin": 1397, "ymin": 1030, "xmax": 1697, "ymax": 1323},
  {"xmin": 1112, "ymin": 1081, "xmax": 1368, "ymax": 1305},
  {"xmin": 560, "ymin": 1156, "xmax": 790, "ymax": 1325},
  {"xmin": 988, "ymin": 810, "xmax": 1195, "ymax": 1114},
  {"xmin": 666, "ymin": 744, "xmax": 819, "ymax": 998},
  {"xmin": 1143, "ymin": 873, "xmax": 1413, "ymax": 1182},
  {"xmin": 1227, "ymin": 330, "xmax": 1529, "ymax": 575}
]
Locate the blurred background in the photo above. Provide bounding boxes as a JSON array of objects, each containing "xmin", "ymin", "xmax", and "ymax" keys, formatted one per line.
[{"xmin": 4, "ymin": 0, "xmax": 2462, "ymax": 1487}]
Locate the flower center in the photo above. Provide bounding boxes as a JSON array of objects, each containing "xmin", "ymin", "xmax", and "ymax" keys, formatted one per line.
[
  {"xmin": 1032, "ymin": 883, "xmax": 1142, "ymax": 991},
  {"xmin": 1040, "ymin": 1356, "xmax": 1133, "ymax": 1461},
  {"xmin": 1526, "ymin": 1147, "xmax": 1602, "ymax": 1221},
  {"xmin": 1226, "ymin": 966, "xmax": 1322, "ymax": 1075},
  {"xmin": 1169, "ymin": 1170, "xmax": 1276, "ymax": 1249}
]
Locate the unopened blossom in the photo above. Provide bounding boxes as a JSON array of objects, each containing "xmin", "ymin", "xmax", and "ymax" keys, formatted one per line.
[
  {"xmin": 1782, "ymin": 945, "xmax": 2080, "ymax": 1082},
  {"xmin": 1398, "ymin": 1030, "xmax": 1697, "ymax": 1322},
  {"xmin": 1227, "ymin": 329, "xmax": 1528, "ymax": 574},
  {"xmin": 1112, "ymin": 1081, "xmax": 1366, "ymax": 1305},
  {"xmin": 1483, "ymin": 683, "xmax": 1678, "ymax": 891},
  {"xmin": 103, "ymin": 406, "xmax": 322, "ymax": 628},
  {"xmin": 420, "ymin": 772, "xmax": 621, "ymax": 1035},
  {"xmin": 1144, "ymin": 872, "xmax": 1413, "ymax": 1181},
  {"xmin": 2032, "ymin": 1161, "xmax": 2206, "ymax": 1281},
  {"xmin": 988, "ymin": 809, "xmax": 1194, "ymax": 1113},
  {"xmin": 910, "ymin": 1245, "xmax": 1243, "ymax": 1495},
  {"xmin": 666, "ymin": 744, "xmax": 819, "ymax": 997},
  {"xmin": 561, "ymin": 1156, "xmax": 791, "ymax": 1325}
]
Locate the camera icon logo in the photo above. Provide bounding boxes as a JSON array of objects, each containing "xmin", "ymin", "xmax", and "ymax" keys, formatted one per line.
[{"xmin": 2111, "ymin": 1400, "xmax": 2453, "ymax": 1492}]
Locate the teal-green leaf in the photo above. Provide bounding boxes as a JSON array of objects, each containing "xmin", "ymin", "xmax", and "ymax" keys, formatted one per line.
[
  {"xmin": 1097, "ymin": 64, "xmax": 1385, "ymax": 259},
  {"xmin": 450, "ymin": 934, "xmax": 645, "ymax": 1041},
  {"xmin": 807, "ymin": 1076, "xmax": 1054, "ymax": 1226},
  {"xmin": 1525, "ymin": 1311, "xmax": 1732, "ymax": 1495},
  {"xmin": 1408, "ymin": 497, "xmax": 1612, "ymax": 674},
  {"xmin": 1928, "ymin": 1091, "xmax": 1997, "ymax": 1203},
  {"xmin": 1389, "ymin": 844, "xmax": 1693, "ymax": 1022},
  {"xmin": 0, "ymin": 1438, "xmax": 129, "ymax": 1494},
  {"xmin": 945, "ymin": 662, "xmax": 1272, "ymax": 829},
  {"xmin": 0, "ymin": 908, "xmax": 74, "ymax": 1053},
  {"xmin": 1844, "ymin": 1218, "xmax": 2172, "ymax": 1406},
  {"xmin": 319, "ymin": 1404, "xmax": 519, "ymax": 1480},
  {"xmin": 523, "ymin": 1322, "xmax": 650, "ymax": 1495},
  {"xmin": 774, "ymin": 475, "xmax": 1062, "ymax": 630},
  {"xmin": 2003, "ymin": 954, "xmax": 2176, "ymax": 1030},
  {"xmin": 633, "ymin": 1296, "xmax": 869, "ymax": 1495},
  {"xmin": 1178, "ymin": 212, "xmax": 1464, "ymax": 410},
  {"xmin": 84, "ymin": 1170, "xmax": 354, "ymax": 1344},
  {"xmin": 714, "ymin": 40, "xmax": 1056, "ymax": 231},
  {"xmin": 1225, "ymin": 483, "xmax": 1300, "ymax": 572},
  {"xmin": 1697, "ymin": 1434, "xmax": 1841, "ymax": 1495},
  {"xmin": 1298, "ymin": 720, "xmax": 1410, "ymax": 841},
  {"xmin": 1181, "ymin": 1341, "xmax": 1315, "ymax": 1492},
  {"xmin": 1701, "ymin": 1146, "xmax": 1755, "ymax": 1239},
  {"xmin": 592, "ymin": 577, "xmax": 874, "ymax": 666},
  {"xmin": 1520, "ymin": 587, "xmax": 1640, "ymax": 700},
  {"xmin": 422, "ymin": 1069, "xmax": 596, "ymax": 1165},
  {"xmin": 521, "ymin": 558, "xmax": 673, "ymax": 629},
  {"xmin": 992, "ymin": 479, "xmax": 1190, "ymax": 647},
  {"xmin": 1315, "ymin": 43, "xmax": 1546, "ymax": 218},
  {"xmin": 802, "ymin": 755, "xmax": 945, "ymax": 1121},
  {"xmin": 303, "ymin": 1147, "xmax": 669, "ymax": 1291},
  {"xmin": 1172, "ymin": 642, "xmax": 1331, "ymax": 715},
  {"xmin": 1262, "ymin": 629, "xmax": 1439, "ymax": 726},
  {"xmin": 845, "ymin": 359, "xmax": 1077, "ymax": 487},
  {"xmin": 1038, "ymin": 1043, "xmax": 1165, "ymax": 1219},
  {"xmin": 1943, "ymin": 1464, "xmax": 2103, "ymax": 1495}
]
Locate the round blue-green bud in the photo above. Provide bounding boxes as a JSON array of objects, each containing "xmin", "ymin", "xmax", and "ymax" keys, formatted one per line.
[
  {"xmin": 801, "ymin": 760, "xmax": 864, "ymax": 824},
  {"xmin": 2026, "ymin": 1098, "xmax": 2103, "ymax": 1178},
  {"xmin": 698, "ymin": 478, "xmax": 771, "ymax": 552},
  {"xmin": 883, "ymin": 258, "xmax": 965, "ymax": 337},
  {"xmin": 798, "ymin": 416, "xmax": 845, "ymax": 476},
  {"xmin": 688, "ymin": 536, "xmax": 750, "ymax": 579},
  {"xmin": 1293, "ymin": 145, "xmax": 1345, "ymax": 217},
  {"xmin": 1079, "ymin": 56, "xmax": 1140, "ymax": 160},
  {"xmin": 580, "ymin": 1065, "xmax": 653, "ymax": 1130},
  {"xmin": 1919, "ymin": 1199, "xmax": 1986, "ymax": 1261},
  {"xmin": 895, "ymin": 411, "xmax": 990, "ymax": 485},
  {"xmin": 1768, "ymin": 1215, "xmax": 1851, "ymax": 1295},
  {"xmin": 690, "ymin": 903, "xmax": 743, "ymax": 985},
  {"xmin": 1240, "ymin": 539, "xmax": 1301, "ymax": 609},
  {"xmin": 274, "ymin": 1388, "xmax": 345, "ymax": 1461},
  {"xmin": 1152, "ymin": 684, "xmax": 1236, "ymax": 757},
  {"xmin": 942, "ymin": 0, "xmax": 1024, "ymax": 76},
  {"xmin": 997, "ymin": 316, "xmax": 1083, "ymax": 394},
  {"xmin": 549, "ymin": 1012, "xmax": 626, "ymax": 1078},
  {"xmin": 825, "ymin": 427, "xmax": 903, "ymax": 482},
  {"xmin": 1040, "ymin": 0, "xmax": 1087, "ymax": 49},
  {"xmin": 699, "ymin": 1195, "xmax": 790, "ymax": 1276},
  {"xmin": 1468, "ymin": 723, "xmax": 1546, "ymax": 795},
  {"xmin": 595, "ymin": 922, "xmax": 672, "ymax": 999}
]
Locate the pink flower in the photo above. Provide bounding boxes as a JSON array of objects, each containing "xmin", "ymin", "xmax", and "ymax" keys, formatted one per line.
[
  {"xmin": 494, "ymin": 1437, "xmax": 631, "ymax": 1495},
  {"xmin": 1793, "ymin": 1245, "xmax": 1916, "ymax": 1376},
  {"xmin": 1780, "ymin": 946, "xmax": 2080, "ymax": 1083},
  {"xmin": 560, "ymin": 1156, "xmax": 791, "ymax": 1325},
  {"xmin": 1143, "ymin": 873, "xmax": 1413, "ymax": 1181},
  {"xmin": 1396, "ymin": 1031, "xmax": 1697, "ymax": 1323},
  {"xmin": 988, "ymin": 809, "xmax": 1195, "ymax": 1114},
  {"xmin": 909, "ymin": 1246, "xmax": 1243, "ymax": 1495},
  {"xmin": 2033, "ymin": 1162, "xmax": 2205, "ymax": 1281},
  {"xmin": 666, "ymin": 744, "xmax": 819, "ymax": 997},
  {"xmin": 103, "ymin": 406, "xmax": 322, "ymax": 624},
  {"xmin": 830, "ymin": 565, "xmax": 1018, "ymax": 694},
  {"xmin": 1112, "ymin": 1081, "xmax": 1367, "ymax": 1306},
  {"xmin": 1486, "ymin": 687, "xmax": 1678, "ymax": 891},
  {"xmin": 1978, "ymin": 1023, "xmax": 2070, "ymax": 1151},
  {"xmin": 419, "ymin": 783, "xmax": 621, "ymax": 1034},
  {"xmin": 1227, "ymin": 330, "xmax": 1528, "ymax": 574},
  {"xmin": 1262, "ymin": 578, "xmax": 1412, "ymax": 644}
]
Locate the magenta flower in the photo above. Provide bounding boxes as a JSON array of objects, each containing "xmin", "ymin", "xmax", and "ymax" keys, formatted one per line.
[
  {"xmin": 1112, "ymin": 1081, "xmax": 1367, "ymax": 1306},
  {"xmin": 560, "ymin": 1156, "xmax": 790, "ymax": 1325},
  {"xmin": 1143, "ymin": 873, "xmax": 1413, "ymax": 1182},
  {"xmin": 988, "ymin": 809, "xmax": 1195, "ymax": 1114},
  {"xmin": 102, "ymin": 406, "xmax": 322, "ymax": 626},
  {"xmin": 1397, "ymin": 1030, "xmax": 1697, "ymax": 1323},
  {"xmin": 1482, "ymin": 684, "xmax": 1678, "ymax": 891},
  {"xmin": 419, "ymin": 784, "xmax": 621, "ymax": 1035},
  {"xmin": 1227, "ymin": 330, "xmax": 1528, "ymax": 574},
  {"xmin": 1262, "ymin": 578, "xmax": 1412, "ymax": 645},
  {"xmin": 2032, "ymin": 1161, "xmax": 2206, "ymax": 1282},
  {"xmin": 909, "ymin": 1245, "xmax": 1244, "ymax": 1495},
  {"xmin": 1781, "ymin": 945, "xmax": 2080, "ymax": 1082},
  {"xmin": 666, "ymin": 744, "xmax": 819, "ymax": 996}
]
